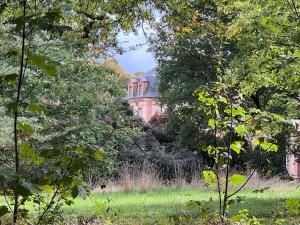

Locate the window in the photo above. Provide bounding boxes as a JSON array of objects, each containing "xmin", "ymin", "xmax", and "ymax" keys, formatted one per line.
[
  {"xmin": 128, "ymin": 86, "xmax": 132, "ymax": 97},
  {"xmin": 138, "ymin": 84, "xmax": 143, "ymax": 96},
  {"xmin": 138, "ymin": 108, "xmax": 142, "ymax": 116}
]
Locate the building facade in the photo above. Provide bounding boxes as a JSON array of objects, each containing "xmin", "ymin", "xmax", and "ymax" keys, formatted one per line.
[
  {"xmin": 286, "ymin": 119, "xmax": 300, "ymax": 181},
  {"xmin": 126, "ymin": 69, "xmax": 165, "ymax": 123}
]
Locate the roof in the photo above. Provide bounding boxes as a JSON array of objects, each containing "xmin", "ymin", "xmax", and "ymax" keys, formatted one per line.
[{"xmin": 127, "ymin": 69, "xmax": 159, "ymax": 99}]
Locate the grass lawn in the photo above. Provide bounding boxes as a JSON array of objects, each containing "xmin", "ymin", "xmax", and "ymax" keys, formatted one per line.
[{"xmin": 62, "ymin": 185, "xmax": 300, "ymax": 224}]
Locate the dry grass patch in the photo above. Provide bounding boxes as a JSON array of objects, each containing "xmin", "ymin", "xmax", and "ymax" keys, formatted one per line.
[{"xmin": 94, "ymin": 164, "xmax": 295, "ymax": 193}]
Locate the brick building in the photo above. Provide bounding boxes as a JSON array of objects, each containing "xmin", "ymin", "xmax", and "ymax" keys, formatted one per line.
[{"xmin": 126, "ymin": 69, "xmax": 165, "ymax": 123}]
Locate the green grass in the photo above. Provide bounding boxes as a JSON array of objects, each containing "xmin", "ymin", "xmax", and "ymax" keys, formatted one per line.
[
  {"xmin": 2, "ymin": 186, "xmax": 300, "ymax": 224},
  {"xmin": 64, "ymin": 186, "xmax": 300, "ymax": 223}
]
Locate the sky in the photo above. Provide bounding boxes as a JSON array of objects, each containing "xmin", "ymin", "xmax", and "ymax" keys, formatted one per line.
[{"xmin": 115, "ymin": 31, "xmax": 156, "ymax": 74}]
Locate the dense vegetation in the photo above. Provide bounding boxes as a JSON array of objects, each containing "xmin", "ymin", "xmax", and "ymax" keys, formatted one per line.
[
  {"xmin": 0, "ymin": 0, "xmax": 299, "ymax": 224},
  {"xmin": 152, "ymin": 0, "xmax": 299, "ymax": 175}
]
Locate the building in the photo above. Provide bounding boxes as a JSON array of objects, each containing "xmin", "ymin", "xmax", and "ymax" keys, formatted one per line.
[
  {"xmin": 286, "ymin": 119, "xmax": 300, "ymax": 181},
  {"xmin": 126, "ymin": 69, "xmax": 165, "ymax": 123},
  {"xmin": 127, "ymin": 70, "xmax": 300, "ymax": 181}
]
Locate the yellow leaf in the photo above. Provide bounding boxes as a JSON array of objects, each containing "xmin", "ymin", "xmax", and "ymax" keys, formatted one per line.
[
  {"xmin": 181, "ymin": 27, "xmax": 193, "ymax": 33},
  {"xmin": 192, "ymin": 10, "xmax": 200, "ymax": 22}
]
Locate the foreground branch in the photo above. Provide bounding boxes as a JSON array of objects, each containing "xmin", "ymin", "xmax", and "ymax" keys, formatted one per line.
[
  {"xmin": 227, "ymin": 170, "xmax": 256, "ymax": 199},
  {"xmin": 13, "ymin": 0, "xmax": 26, "ymax": 223}
]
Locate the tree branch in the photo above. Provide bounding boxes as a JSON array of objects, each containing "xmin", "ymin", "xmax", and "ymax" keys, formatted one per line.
[
  {"xmin": 77, "ymin": 10, "xmax": 107, "ymax": 38},
  {"xmin": 13, "ymin": 0, "xmax": 26, "ymax": 223},
  {"xmin": 288, "ymin": 0, "xmax": 300, "ymax": 23},
  {"xmin": 39, "ymin": 125, "xmax": 85, "ymax": 144},
  {"xmin": 36, "ymin": 161, "xmax": 72, "ymax": 225},
  {"xmin": 227, "ymin": 170, "xmax": 256, "ymax": 199}
]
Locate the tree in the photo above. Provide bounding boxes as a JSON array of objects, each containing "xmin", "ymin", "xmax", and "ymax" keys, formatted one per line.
[
  {"xmin": 197, "ymin": 81, "xmax": 280, "ymax": 222},
  {"xmin": 221, "ymin": 0, "xmax": 300, "ymax": 171},
  {"xmin": 151, "ymin": 0, "xmax": 299, "ymax": 175},
  {"xmin": 151, "ymin": 0, "xmax": 237, "ymax": 148},
  {"xmin": 103, "ymin": 58, "xmax": 132, "ymax": 80},
  {"xmin": 0, "ymin": 0, "xmax": 158, "ymax": 223},
  {"xmin": 224, "ymin": 0, "xmax": 299, "ymax": 121}
]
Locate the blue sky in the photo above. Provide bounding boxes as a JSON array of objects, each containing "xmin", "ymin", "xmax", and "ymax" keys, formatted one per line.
[{"xmin": 115, "ymin": 31, "xmax": 156, "ymax": 74}]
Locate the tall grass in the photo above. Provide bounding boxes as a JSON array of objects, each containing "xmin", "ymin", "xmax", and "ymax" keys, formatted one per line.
[
  {"xmin": 93, "ymin": 164, "xmax": 293, "ymax": 193},
  {"xmin": 93, "ymin": 163, "xmax": 202, "ymax": 192}
]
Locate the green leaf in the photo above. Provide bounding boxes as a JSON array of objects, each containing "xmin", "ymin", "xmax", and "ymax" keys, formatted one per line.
[
  {"xmin": 203, "ymin": 170, "xmax": 217, "ymax": 187},
  {"xmin": 205, "ymin": 145, "xmax": 215, "ymax": 155},
  {"xmin": 40, "ymin": 185, "xmax": 53, "ymax": 194},
  {"xmin": 75, "ymin": 147, "xmax": 84, "ymax": 154},
  {"xmin": 0, "ymin": 206, "xmax": 9, "ymax": 217},
  {"xmin": 40, "ymin": 149, "xmax": 58, "ymax": 158},
  {"xmin": 16, "ymin": 183, "xmax": 32, "ymax": 198},
  {"xmin": 65, "ymin": 199, "xmax": 74, "ymax": 206},
  {"xmin": 229, "ymin": 174, "xmax": 246, "ymax": 186},
  {"xmin": 20, "ymin": 143, "xmax": 43, "ymax": 165},
  {"xmin": 261, "ymin": 17, "xmax": 268, "ymax": 26},
  {"xmin": 5, "ymin": 102, "xmax": 18, "ymax": 113},
  {"xmin": 45, "ymin": 11, "xmax": 63, "ymax": 22},
  {"xmin": 62, "ymin": 176, "xmax": 73, "ymax": 186},
  {"xmin": 28, "ymin": 53, "xmax": 59, "ymax": 77},
  {"xmin": 269, "ymin": 23, "xmax": 280, "ymax": 34},
  {"xmin": 7, "ymin": 48, "xmax": 19, "ymax": 57},
  {"xmin": 94, "ymin": 150, "xmax": 105, "ymax": 160},
  {"xmin": 230, "ymin": 141, "xmax": 244, "ymax": 154},
  {"xmin": 6, "ymin": 15, "xmax": 34, "ymax": 32},
  {"xmin": 218, "ymin": 96, "xmax": 228, "ymax": 104},
  {"xmin": 16, "ymin": 122, "xmax": 34, "ymax": 135},
  {"xmin": 27, "ymin": 103, "xmax": 43, "ymax": 114},
  {"xmin": 260, "ymin": 140, "xmax": 278, "ymax": 152},
  {"xmin": 71, "ymin": 186, "xmax": 79, "ymax": 198},
  {"xmin": 235, "ymin": 125, "xmax": 248, "ymax": 136},
  {"xmin": 2, "ymin": 73, "xmax": 18, "ymax": 85},
  {"xmin": 253, "ymin": 138, "xmax": 260, "ymax": 146},
  {"xmin": 20, "ymin": 143, "xmax": 34, "ymax": 156},
  {"xmin": 235, "ymin": 106, "xmax": 246, "ymax": 117},
  {"xmin": 272, "ymin": 113, "xmax": 284, "ymax": 121},
  {"xmin": 208, "ymin": 119, "xmax": 219, "ymax": 128},
  {"xmin": 28, "ymin": 11, "xmax": 72, "ymax": 35},
  {"xmin": 92, "ymin": 201, "xmax": 106, "ymax": 214},
  {"xmin": 225, "ymin": 106, "xmax": 246, "ymax": 117},
  {"xmin": 38, "ymin": 176, "xmax": 52, "ymax": 186},
  {"xmin": 231, "ymin": 214, "xmax": 242, "ymax": 222}
]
